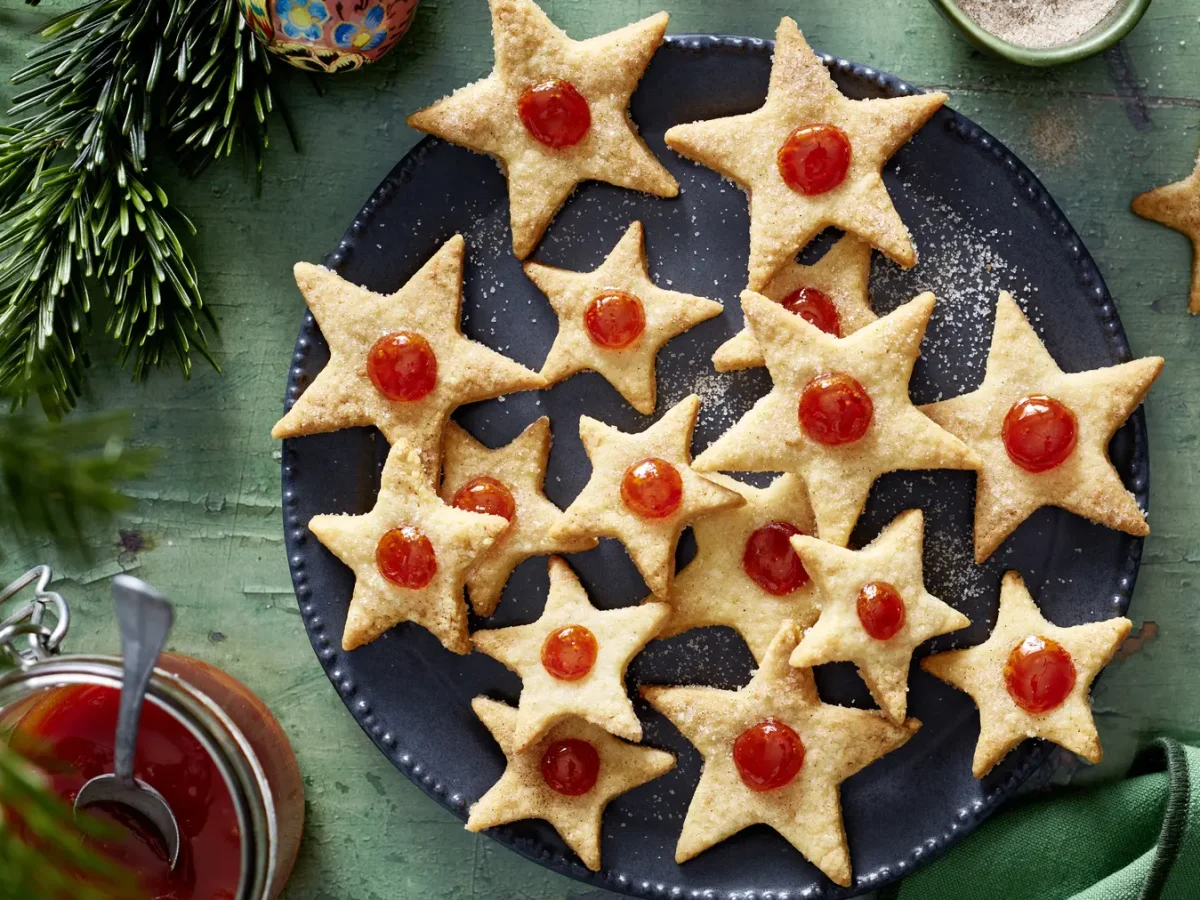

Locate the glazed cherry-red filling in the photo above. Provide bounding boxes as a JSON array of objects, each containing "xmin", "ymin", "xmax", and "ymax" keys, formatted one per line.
[
  {"xmin": 620, "ymin": 458, "xmax": 683, "ymax": 520},
  {"xmin": 733, "ymin": 718, "xmax": 805, "ymax": 792},
  {"xmin": 856, "ymin": 581, "xmax": 906, "ymax": 641},
  {"xmin": 540, "ymin": 739, "xmax": 601, "ymax": 795},
  {"xmin": 541, "ymin": 625, "xmax": 599, "ymax": 681},
  {"xmin": 798, "ymin": 372, "xmax": 873, "ymax": 445},
  {"xmin": 451, "ymin": 476, "xmax": 516, "ymax": 522},
  {"xmin": 366, "ymin": 331, "xmax": 437, "ymax": 402},
  {"xmin": 1002, "ymin": 395, "xmax": 1078, "ymax": 473},
  {"xmin": 742, "ymin": 522, "xmax": 809, "ymax": 595},
  {"xmin": 376, "ymin": 525, "xmax": 438, "ymax": 589},
  {"xmin": 777, "ymin": 124, "xmax": 852, "ymax": 195},
  {"xmin": 518, "ymin": 80, "xmax": 591, "ymax": 149},
  {"xmin": 781, "ymin": 287, "xmax": 841, "ymax": 337},
  {"xmin": 584, "ymin": 290, "xmax": 645, "ymax": 349},
  {"xmin": 1004, "ymin": 635, "xmax": 1076, "ymax": 713}
]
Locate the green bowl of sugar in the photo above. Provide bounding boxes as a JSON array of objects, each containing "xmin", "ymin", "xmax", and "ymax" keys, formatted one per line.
[{"xmin": 929, "ymin": 0, "xmax": 1154, "ymax": 66}]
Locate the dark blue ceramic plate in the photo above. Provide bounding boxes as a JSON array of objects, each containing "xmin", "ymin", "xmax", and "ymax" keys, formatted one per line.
[{"xmin": 281, "ymin": 35, "xmax": 1147, "ymax": 900}]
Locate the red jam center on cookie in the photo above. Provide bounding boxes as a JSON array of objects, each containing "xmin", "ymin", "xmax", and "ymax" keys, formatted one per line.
[
  {"xmin": 376, "ymin": 526, "xmax": 438, "ymax": 589},
  {"xmin": 856, "ymin": 581, "xmax": 906, "ymax": 641},
  {"xmin": 798, "ymin": 372, "xmax": 873, "ymax": 445},
  {"xmin": 540, "ymin": 738, "xmax": 601, "ymax": 795},
  {"xmin": 743, "ymin": 522, "xmax": 809, "ymax": 595},
  {"xmin": 541, "ymin": 625, "xmax": 598, "ymax": 681},
  {"xmin": 777, "ymin": 124, "xmax": 852, "ymax": 196},
  {"xmin": 781, "ymin": 287, "xmax": 842, "ymax": 337},
  {"xmin": 451, "ymin": 476, "xmax": 516, "ymax": 522},
  {"xmin": 733, "ymin": 718, "xmax": 805, "ymax": 792},
  {"xmin": 1002, "ymin": 395, "xmax": 1078, "ymax": 473},
  {"xmin": 518, "ymin": 80, "xmax": 591, "ymax": 149},
  {"xmin": 620, "ymin": 458, "xmax": 683, "ymax": 520},
  {"xmin": 367, "ymin": 331, "xmax": 438, "ymax": 402},
  {"xmin": 1004, "ymin": 634, "xmax": 1077, "ymax": 714},
  {"xmin": 584, "ymin": 290, "xmax": 646, "ymax": 349}
]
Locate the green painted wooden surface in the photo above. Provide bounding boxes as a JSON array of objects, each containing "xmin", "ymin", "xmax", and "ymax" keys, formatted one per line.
[{"xmin": 1, "ymin": 0, "xmax": 1198, "ymax": 896}]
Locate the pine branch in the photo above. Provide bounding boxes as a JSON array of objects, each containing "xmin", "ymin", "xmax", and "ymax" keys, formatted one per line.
[
  {"xmin": 166, "ymin": 0, "xmax": 297, "ymax": 192},
  {"xmin": 0, "ymin": 407, "xmax": 157, "ymax": 557},
  {"xmin": 0, "ymin": 742, "xmax": 140, "ymax": 899}
]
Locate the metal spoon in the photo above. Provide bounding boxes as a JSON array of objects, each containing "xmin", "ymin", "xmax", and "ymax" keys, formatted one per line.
[{"xmin": 74, "ymin": 574, "xmax": 181, "ymax": 869}]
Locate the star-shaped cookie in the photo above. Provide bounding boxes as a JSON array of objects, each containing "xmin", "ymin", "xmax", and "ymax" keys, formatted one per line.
[
  {"xmin": 271, "ymin": 236, "xmax": 544, "ymax": 477},
  {"xmin": 439, "ymin": 417, "xmax": 597, "ymax": 616},
  {"xmin": 921, "ymin": 571, "xmax": 1131, "ymax": 778},
  {"xmin": 308, "ymin": 440, "xmax": 509, "ymax": 653},
  {"xmin": 694, "ymin": 291, "xmax": 979, "ymax": 547},
  {"xmin": 407, "ymin": 0, "xmax": 678, "ymax": 259},
  {"xmin": 472, "ymin": 557, "xmax": 669, "ymax": 749},
  {"xmin": 526, "ymin": 221, "xmax": 723, "ymax": 414},
  {"xmin": 1133, "ymin": 153, "xmax": 1200, "ymax": 313},
  {"xmin": 664, "ymin": 18, "xmax": 945, "ymax": 291},
  {"xmin": 788, "ymin": 509, "xmax": 969, "ymax": 723},
  {"xmin": 713, "ymin": 232, "xmax": 876, "ymax": 372},
  {"xmin": 921, "ymin": 292, "xmax": 1163, "ymax": 563},
  {"xmin": 641, "ymin": 621, "xmax": 919, "ymax": 886},
  {"xmin": 550, "ymin": 394, "xmax": 744, "ymax": 596},
  {"xmin": 650, "ymin": 473, "xmax": 820, "ymax": 663},
  {"xmin": 466, "ymin": 696, "xmax": 675, "ymax": 871}
]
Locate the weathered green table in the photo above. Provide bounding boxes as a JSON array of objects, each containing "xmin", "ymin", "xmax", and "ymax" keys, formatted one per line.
[{"xmin": 1, "ymin": 0, "xmax": 1197, "ymax": 896}]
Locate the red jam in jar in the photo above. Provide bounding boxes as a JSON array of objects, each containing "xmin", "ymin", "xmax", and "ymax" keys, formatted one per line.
[{"xmin": 6, "ymin": 683, "xmax": 242, "ymax": 899}]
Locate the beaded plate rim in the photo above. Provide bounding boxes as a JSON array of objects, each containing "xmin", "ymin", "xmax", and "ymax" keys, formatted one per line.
[{"xmin": 280, "ymin": 33, "xmax": 1148, "ymax": 900}]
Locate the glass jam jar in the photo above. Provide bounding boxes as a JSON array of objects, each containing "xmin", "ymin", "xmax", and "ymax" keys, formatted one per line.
[{"xmin": 0, "ymin": 567, "xmax": 304, "ymax": 899}]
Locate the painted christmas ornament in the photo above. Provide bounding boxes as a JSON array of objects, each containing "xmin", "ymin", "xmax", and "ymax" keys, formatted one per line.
[{"xmin": 240, "ymin": 0, "xmax": 419, "ymax": 73}]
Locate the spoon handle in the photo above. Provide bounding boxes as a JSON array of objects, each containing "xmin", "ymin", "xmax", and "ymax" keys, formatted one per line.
[{"xmin": 111, "ymin": 575, "xmax": 174, "ymax": 787}]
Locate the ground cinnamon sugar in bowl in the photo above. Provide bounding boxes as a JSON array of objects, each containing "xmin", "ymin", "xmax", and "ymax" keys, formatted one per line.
[{"xmin": 957, "ymin": 0, "xmax": 1123, "ymax": 49}]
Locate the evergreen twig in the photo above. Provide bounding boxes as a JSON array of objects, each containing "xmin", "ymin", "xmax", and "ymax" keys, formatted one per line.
[{"xmin": 0, "ymin": 0, "xmax": 289, "ymax": 415}]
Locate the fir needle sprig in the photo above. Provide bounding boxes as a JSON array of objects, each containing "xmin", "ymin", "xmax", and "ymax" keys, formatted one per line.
[{"xmin": 0, "ymin": 0, "xmax": 293, "ymax": 416}]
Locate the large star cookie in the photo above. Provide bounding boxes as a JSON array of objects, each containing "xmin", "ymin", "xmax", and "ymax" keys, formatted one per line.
[
  {"xmin": 664, "ymin": 18, "xmax": 945, "ymax": 291},
  {"xmin": 922, "ymin": 571, "xmax": 1131, "ymax": 778},
  {"xmin": 713, "ymin": 232, "xmax": 876, "ymax": 372},
  {"xmin": 271, "ymin": 236, "xmax": 544, "ymax": 477},
  {"xmin": 788, "ymin": 509, "xmax": 969, "ymax": 723},
  {"xmin": 472, "ymin": 557, "xmax": 668, "ymax": 749},
  {"xmin": 641, "ymin": 621, "xmax": 919, "ymax": 886},
  {"xmin": 1133, "ymin": 153, "xmax": 1200, "ymax": 313},
  {"xmin": 922, "ymin": 292, "xmax": 1162, "ymax": 563},
  {"xmin": 526, "ymin": 221, "xmax": 723, "ymax": 414},
  {"xmin": 650, "ymin": 473, "xmax": 820, "ymax": 663},
  {"xmin": 550, "ymin": 394, "xmax": 744, "ymax": 596},
  {"xmin": 466, "ymin": 696, "xmax": 675, "ymax": 871},
  {"xmin": 695, "ymin": 291, "xmax": 979, "ymax": 547},
  {"xmin": 407, "ymin": 0, "xmax": 678, "ymax": 259},
  {"xmin": 439, "ymin": 417, "xmax": 597, "ymax": 616},
  {"xmin": 308, "ymin": 440, "xmax": 509, "ymax": 653}
]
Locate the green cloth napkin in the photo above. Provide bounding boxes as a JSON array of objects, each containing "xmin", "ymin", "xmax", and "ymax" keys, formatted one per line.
[{"xmin": 881, "ymin": 739, "xmax": 1200, "ymax": 900}]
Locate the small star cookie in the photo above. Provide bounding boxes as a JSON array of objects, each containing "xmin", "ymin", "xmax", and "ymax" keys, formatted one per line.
[
  {"xmin": 407, "ymin": 0, "xmax": 678, "ymax": 260},
  {"xmin": 713, "ymin": 232, "xmax": 876, "ymax": 372},
  {"xmin": 788, "ymin": 509, "xmax": 969, "ymax": 723},
  {"xmin": 650, "ymin": 473, "xmax": 820, "ymax": 663},
  {"xmin": 549, "ymin": 394, "xmax": 744, "ymax": 596},
  {"xmin": 1133, "ymin": 153, "xmax": 1200, "ymax": 313},
  {"xmin": 526, "ymin": 221, "xmax": 723, "ymax": 414},
  {"xmin": 695, "ymin": 291, "xmax": 979, "ymax": 547},
  {"xmin": 439, "ymin": 418, "xmax": 598, "ymax": 616},
  {"xmin": 641, "ymin": 621, "xmax": 919, "ymax": 886},
  {"xmin": 922, "ymin": 292, "xmax": 1163, "ymax": 563},
  {"xmin": 921, "ymin": 571, "xmax": 1131, "ymax": 778},
  {"xmin": 466, "ymin": 696, "xmax": 675, "ymax": 871},
  {"xmin": 664, "ymin": 18, "xmax": 945, "ymax": 291},
  {"xmin": 271, "ymin": 236, "xmax": 544, "ymax": 477},
  {"xmin": 472, "ymin": 557, "xmax": 669, "ymax": 749},
  {"xmin": 308, "ymin": 440, "xmax": 509, "ymax": 653}
]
